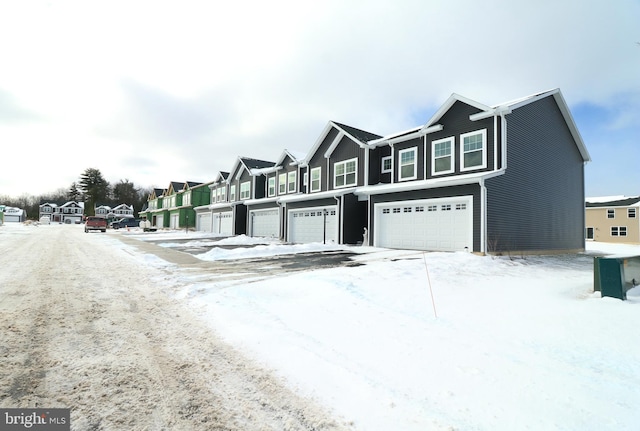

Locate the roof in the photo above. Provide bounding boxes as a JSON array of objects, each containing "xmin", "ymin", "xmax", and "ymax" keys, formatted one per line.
[
  {"xmin": 585, "ymin": 196, "xmax": 640, "ymax": 208},
  {"xmin": 366, "ymin": 88, "xmax": 590, "ymax": 163},
  {"xmin": 302, "ymin": 121, "xmax": 382, "ymax": 164}
]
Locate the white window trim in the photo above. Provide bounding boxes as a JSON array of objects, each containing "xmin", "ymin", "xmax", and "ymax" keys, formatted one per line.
[
  {"xmin": 628, "ymin": 208, "xmax": 636, "ymax": 218},
  {"xmin": 398, "ymin": 147, "xmax": 417, "ymax": 181},
  {"xmin": 381, "ymin": 156, "xmax": 392, "ymax": 174},
  {"xmin": 287, "ymin": 171, "xmax": 296, "ymax": 193},
  {"xmin": 268, "ymin": 177, "xmax": 276, "ymax": 197},
  {"xmin": 607, "ymin": 209, "xmax": 615, "ymax": 219},
  {"xmin": 278, "ymin": 173, "xmax": 287, "ymax": 195},
  {"xmin": 460, "ymin": 129, "xmax": 487, "ymax": 172},
  {"xmin": 229, "ymin": 184, "xmax": 236, "ymax": 202},
  {"xmin": 431, "ymin": 136, "xmax": 455, "ymax": 176},
  {"xmin": 240, "ymin": 181, "xmax": 251, "ymax": 200},
  {"xmin": 333, "ymin": 158, "xmax": 358, "ymax": 189},
  {"xmin": 310, "ymin": 167, "xmax": 322, "ymax": 193}
]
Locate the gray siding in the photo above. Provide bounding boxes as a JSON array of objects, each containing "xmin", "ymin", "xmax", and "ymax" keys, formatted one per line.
[
  {"xmin": 425, "ymin": 101, "xmax": 496, "ymax": 179},
  {"xmin": 369, "ymin": 184, "xmax": 482, "ymax": 252},
  {"xmin": 308, "ymin": 127, "xmax": 339, "ymax": 192},
  {"xmin": 485, "ymin": 95, "xmax": 585, "ymax": 252},
  {"xmin": 329, "ymin": 136, "xmax": 366, "ymax": 188}
]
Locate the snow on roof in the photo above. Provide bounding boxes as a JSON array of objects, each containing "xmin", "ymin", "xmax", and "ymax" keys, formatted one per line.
[{"xmin": 586, "ymin": 196, "xmax": 640, "ymax": 207}]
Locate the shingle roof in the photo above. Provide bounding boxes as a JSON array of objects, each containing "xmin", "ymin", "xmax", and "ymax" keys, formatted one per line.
[{"xmin": 333, "ymin": 122, "xmax": 382, "ymax": 143}]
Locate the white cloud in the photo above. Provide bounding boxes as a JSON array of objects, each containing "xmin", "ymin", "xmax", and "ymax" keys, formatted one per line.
[{"xmin": 0, "ymin": 0, "xmax": 638, "ymax": 197}]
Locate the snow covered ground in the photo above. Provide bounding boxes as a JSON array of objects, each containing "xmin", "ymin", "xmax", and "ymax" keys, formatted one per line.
[
  {"xmin": 123, "ymin": 229, "xmax": 640, "ymax": 431},
  {"xmin": 5, "ymin": 223, "xmax": 640, "ymax": 430}
]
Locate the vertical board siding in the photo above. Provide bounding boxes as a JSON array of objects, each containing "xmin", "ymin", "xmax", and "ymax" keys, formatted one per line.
[
  {"xmin": 485, "ymin": 96, "xmax": 585, "ymax": 252},
  {"xmin": 330, "ymin": 136, "xmax": 366, "ymax": 187},
  {"xmin": 308, "ymin": 127, "xmax": 339, "ymax": 193}
]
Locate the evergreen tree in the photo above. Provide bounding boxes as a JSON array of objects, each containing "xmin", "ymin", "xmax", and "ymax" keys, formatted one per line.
[
  {"xmin": 112, "ymin": 179, "xmax": 138, "ymax": 206},
  {"xmin": 78, "ymin": 168, "xmax": 110, "ymax": 216},
  {"xmin": 67, "ymin": 182, "xmax": 81, "ymax": 202}
]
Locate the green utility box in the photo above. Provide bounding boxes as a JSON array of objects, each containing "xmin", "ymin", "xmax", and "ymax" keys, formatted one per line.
[{"xmin": 594, "ymin": 255, "xmax": 640, "ymax": 300}]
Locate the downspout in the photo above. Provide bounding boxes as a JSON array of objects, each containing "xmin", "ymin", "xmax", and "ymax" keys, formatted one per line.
[
  {"xmin": 334, "ymin": 195, "xmax": 342, "ymax": 244},
  {"xmin": 480, "ymin": 177, "xmax": 487, "ymax": 254},
  {"xmin": 390, "ymin": 143, "xmax": 395, "ymax": 184},
  {"xmin": 276, "ymin": 199, "xmax": 284, "ymax": 241}
]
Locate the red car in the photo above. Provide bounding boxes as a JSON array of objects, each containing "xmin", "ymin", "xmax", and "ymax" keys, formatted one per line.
[{"xmin": 84, "ymin": 216, "xmax": 107, "ymax": 233}]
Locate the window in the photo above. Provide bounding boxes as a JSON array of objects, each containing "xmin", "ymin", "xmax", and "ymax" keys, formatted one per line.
[
  {"xmin": 432, "ymin": 137, "xmax": 454, "ymax": 175},
  {"xmin": 220, "ymin": 186, "xmax": 226, "ymax": 202},
  {"xmin": 456, "ymin": 203, "xmax": 466, "ymax": 210},
  {"xmin": 442, "ymin": 204, "xmax": 452, "ymax": 211},
  {"xmin": 607, "ymin": 209, "xmax": 615, "ymax": 219},
  {"xmin": 216, "ymin": 188, "xmax": 222, "ymax": 202},
  {"xmin": 268, "ymin": 177, "xmax": 276, "ymax": 197},
  {"xmin": 278, "ymin": 173, "xmax": 287, "ymax": 194},
  {"xmin": 427, "ymin": 205, "xmax": 437, "ymax": 212},
  {"xmin": 382, "ymin": 208, "xmax": 390, "ymax": 214},
  {"xmin": 303, "ymin": 173, "xmax": 308, "ymax": 187},
  {"xmin": 288, "ymin": 171, "xmax": 296, "ymax": 193},
  {"xmin": 334, "ymin": 158, "xmax": 357, "ymax": 188},
  {"xmin": 611, "ymin": 226, "xmax": 627, "ymax": 237},
  {"xmin": 403, "ymin": 207, "xmax": 412, "ymax": 213},
  {"xmin": 392, "ymin": 208, "xmax": 401, "ymax": 213},
  {"xmin": 229, "ymin": 184, "xmax": 236, "ymax": 202},
  {"xmin": 398, "ymin": 148, "xmax": 417, "ymax": 181},
  {"xmin": 381, "ymin": 156, "xmax": 392, "ymax": 173},
  {"xmin": 310, "ymin": 167, "xmax": 321, "ymax": 192},
  {"xmin": 183, "ymin": 192, "xmax": 191, "ymax": 206},
  {"xmin": 461, "ymin": 129, "xmax": 486, "ymax": 171},
  {"xmin": 240, "ymin": 181, "xmax": 250, "ymax": 200},
  {"xmin": 415, "ymin": 206, "xmax": 424, "ymax": 212},
  {"xmin": 629, "ymin": 208, "xmax": 637, "ymax": 218}
]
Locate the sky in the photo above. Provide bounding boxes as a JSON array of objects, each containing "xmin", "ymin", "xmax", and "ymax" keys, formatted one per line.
[{"xmin": 0, "ymin": 0, "xmax": 638, "ymax": 199}]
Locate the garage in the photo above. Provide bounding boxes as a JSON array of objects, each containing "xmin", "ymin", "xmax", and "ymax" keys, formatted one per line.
[
  {"xmin": 197, "ymin": 212, "xmax": 212, "ymax": 232},
  {"xmin": 288, "ymin": 206, "xmax": 338, "ymax": 244},
  {"xmin": 250, "ymin": 209, "xmax": 280, "ymax": 238},
  {"xmin": 374, "ymin": 196, "xmax": 473, "ymax": 252},
  {"xmin": 212, "ymin": 211, "xmax": 233, "ymax": 235},
  {"xmin": 154, "ymin": 214, "xmax": 164, "ymax": 228},
  {"xmin": 170, "ymin": 213, "xmax": 180, "ymax": 229}
]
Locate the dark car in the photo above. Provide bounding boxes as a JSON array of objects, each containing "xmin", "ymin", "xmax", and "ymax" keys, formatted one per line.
[{"xmin": 111, "ymin": 218, "xmax": 141, "ymax": 230}]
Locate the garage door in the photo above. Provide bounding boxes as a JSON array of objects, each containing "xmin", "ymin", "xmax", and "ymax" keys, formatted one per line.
[
  {"xmin": 288, "ymin": 206, "xmax": 338, "ymax": 244},
  {"xmin": 155, "ymin": 214, "xmax": 164, "ymax": 228},
  {"xmin": 170, "ymin": 214, "xmax": 180, "ymax": 229},
  {"xmin": 250, "ymin": 209, "xmax": 280, "ymax": 238},
  {"xmin": 213, "ymin": 211, "xmax": 233, "ymax": 235},
  {"xmin": 197, "ymin": 213, "xmax": 212, "ymax": 232},
  {"xmin": 374, "ymin": 196, "xmax": 473, "ymax": 252}
]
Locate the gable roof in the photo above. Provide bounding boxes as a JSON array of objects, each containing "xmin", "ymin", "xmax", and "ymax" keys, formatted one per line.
[
  {"xmin": 367, "ymin": 88, "xmax": 590, "ymax": 163},
  {"xmin": 303, "ymin": 121, "xmax": 382, "ymax": 164},
  {"xmin": 229, "ymin": 157, "xmax": 275, "ymax": 180},
  {"xmin": 586, "ymin": 196, "xmax": 640, "ymax": 208},
  {"xmin": 494, "ymin": 88, "xmax": 590, "ymax": 162}
]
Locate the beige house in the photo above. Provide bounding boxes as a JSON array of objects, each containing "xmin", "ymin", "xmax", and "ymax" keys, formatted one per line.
[{"xmin": 585, "ymin": 196, "xmax": 640, "ymax": 244}]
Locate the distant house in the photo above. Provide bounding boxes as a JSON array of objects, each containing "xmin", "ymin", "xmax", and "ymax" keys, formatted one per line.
[
  {"xmin": 140, "ymin": 188, "xmax": 167, "ymax": 228},
  {"xmin": 585, "ymin": 196, "xmax": 640, "ymax": 244},
  {"xmin": 39, "ymin": 201, "xmax": 84, "ymax": 224},
  {"xmin": 1, "ymin": 206, "xmax": 26, "ymax": 223}
]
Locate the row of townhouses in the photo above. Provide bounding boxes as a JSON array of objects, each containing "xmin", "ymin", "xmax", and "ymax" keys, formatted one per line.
[{"xmin": 140, "ymin": 88, "xmax": 592, "ymax": 254}]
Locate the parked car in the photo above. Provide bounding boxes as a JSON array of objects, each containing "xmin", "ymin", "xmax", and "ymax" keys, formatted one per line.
[
  {"xmin": 111, "ymin": 218, "xmax": 141, "ymax": 230},
  {"xmin": 85, "ymin": 216, "xmax": 107, "ymax": 233}
]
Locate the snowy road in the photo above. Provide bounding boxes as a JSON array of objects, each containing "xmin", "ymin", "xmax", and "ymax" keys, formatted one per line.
[{"xmin": 0, "ymin": 225, "xmax": 350, "ymax": 430}]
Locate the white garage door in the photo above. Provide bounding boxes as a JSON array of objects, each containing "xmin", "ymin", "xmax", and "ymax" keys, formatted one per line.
[
  {"xmin": 170, "ymin": 214, "xmax": 180, "ymax": 229},
  {"xmin": 197, "ymin": 213, "xmax": 212, "ymax": 232},
  {"xmin": 213, "ymin": 211, "xmax": 233, "ymax": 235},
  {"xmin": 155, "ymin": 214, "xmax": 164, "ymax": 228},
  {"xmin": 374, "ymin": 196, "xmax": 473, "ymax": 252},
  {"xmin": 288, "ymin": 206, "xmax": 338, "ymax": 244},
  {"xmin": 250, "ymin": 209, "xmax": 280, "ymax": 238}
]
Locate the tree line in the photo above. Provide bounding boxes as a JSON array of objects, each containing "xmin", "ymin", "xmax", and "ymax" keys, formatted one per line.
[{"xmin": 0, "ymin": 168, "xmax": 152, "ymax": 220}]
